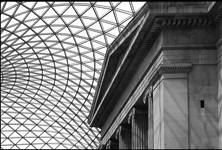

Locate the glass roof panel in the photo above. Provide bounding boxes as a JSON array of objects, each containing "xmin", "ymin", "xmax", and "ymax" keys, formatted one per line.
[{"xmin": 1, "ymin": 1, "xmax": 146, "ymax": 149}]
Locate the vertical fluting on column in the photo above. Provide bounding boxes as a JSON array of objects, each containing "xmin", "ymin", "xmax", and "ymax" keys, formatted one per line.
[
  {"xmin": 143, "ymin": 86, "xmax": 154, "ymax": 149},
  {"xmin": 218, "ymin": 20, "xmax": 222, "ymax": 149},
  {"xmin": 128, "ymin": 107, "xmax": 148, "ymax": 149},
  {"xmin": 105, "ymin": 138, "xmax": 118, "ymax": 149},
  {"xmin": 115, "ymin": 124, "xmax": 131, "ymax": 149},
  {"xmin": 146, "ymin": 86, "xmax": 154, "ymax": 149}
]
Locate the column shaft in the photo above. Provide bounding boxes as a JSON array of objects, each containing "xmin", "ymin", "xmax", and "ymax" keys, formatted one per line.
[
  {"xmin": 148, "ymin": 92, "xmax": 154, "ymax": 149},
  {"xmin": 218, "ymin": 21, "xmax": 222, "ymax": 149},
  {"xmin": 131, "ymin": 107, "xmax": 148, "ymax": 149},
  {"xmin": 118, "ymin": 125, "xmax": 131, "ymax": 149},
  {"xmin": 106, "ymin": 139, "xmax": 118, "ymax": 149}
]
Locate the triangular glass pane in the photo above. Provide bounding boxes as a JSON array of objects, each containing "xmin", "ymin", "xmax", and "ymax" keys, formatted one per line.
[
  {"xmin": 92, "ymin": 41, "xmax": 103, "ymax": 49},
  {"xmin": 25, "ymin": 19, "xmax": 37, "ymax": 27},
  {"xmin": 42, "ymin": 27, "xmax": 53, "ymax": 34},
  {"xmin": 107, "ymin": 27, "xmax": 119, "ymax": 37},
  {"xmin": 96, "ymin": 2, "xmax": 111, "ymax": 8},
  {"xmin": 116, "ymin": 10, "xmax": 131, "ymax": 24},
  {"xmin": 89, "ymin": 21, "xmax": 102, "ymax": 32},
  {"xmin": 74, "ymin": 5, "xmax": 90, "ymax": 16},
  {"xmin": 116, "ymin": 2, "xmax": 132, "ymax": 12},
  {"xmin": 69, "ymin": 26, "xmax": 83, "ymax": 35},
  {"xmin": 53, "ymin": 17, "xmax": 64, "ymax": 25},
  {"xmin": 34, "ymin": 7, "xmax": 48, "ymax": 17},
  {"xmin": 51, "ymin": 25, "xmax": 64, "ymax": 33},
  {"xmin": 111, "ymin": 2, "xmax": 120, "ymax": 7},
  {"xmin": 80, "ymin": 41, "xmax": 92, "ymax": 49},
  {"xmin": 4, "ymin": 4, "xmax": 18, "ymax": 16},
  {"xmin": 34, "ymin": 19, "xmax": 46, "ymax": 28},
  {"xmin": 121, "ymin": 17, "xmax": 132, "ymax": 27},
  {"xmin": 82, "ymin": 18, "xmax": 96, "ymax": 27},
  {"xmin": 94, "ymin": 7, "xmax": 110, "ymax": 19},
  {"xmin": 43, "ymin": 8, "xmax": 57, "ymax": 17},
  {"xmin": 9, "ymin": 18, "xmax": 19, "ymax": 26},
  {"xmin": 82, "ymin": 7, "xmax": 97, "ymax": 19},
  {"xmin": 87, "ymin": 29, "xmax": 101, "ymax": 39},
  {"xmin": 102, "ymin": 11, "xmax": 116, "ymax": 24},
  {"xmin": 75, "ymin": 36, "xmax": 86, "ymax": 44},
  {"xmin": 63, "ymin": 5, "xmax": 77, "ymax": 17},
  {"xmin": 70, "ymin": 18, "xmax": 83, "ymax": 28},
  {"xmin": 93, "ymin": 35, "xmax": 105, "ymax": 44},
  {"xmin": 16, "ymin": 12, "xmax": 28, "ymax": 21},
  {"xmin": 16, "ymin": 4, "xmax": 29, "ymax": 14},
  {"xmin": 101, "ymin": 21, "xmax": 114, "ymax": 31},
  {"xmin": 23, "ymin": 2, "xmax": 36, "ymax": 9},
  {"xmin": 7, "ymin": 23, "xmax": 18, "ymax": 32},
  {"xmin": 42, "ymin": 17, "xmax": 56, "ymax": 25},
  {"xmin": 25, "ymin": 11, "xmax": 38, "ymax": 22},
  {"xmin": 53, "ymin": 4, "xmax": 69, "ymax": 15},
  {"xmin": 34, "ymin": 2, "xmax": 47, "ymax": 9},
  {"xmin": 60, "ymin": 27, "xmax": 71, "ymax": 35},
  {"xmin": 132, "ymin": 2, "xmax": 146, "ymax": 12},
  {"xmin": 77, "ymin": 29, "xmax": 88, "ymax": 38}
]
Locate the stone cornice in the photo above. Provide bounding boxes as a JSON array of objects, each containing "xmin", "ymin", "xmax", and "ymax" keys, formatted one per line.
[
  {"xmin": 150, "ymin": 63, "xmax": 192, "ymax": 86},
  {"xmin": 154, "ymin": 16, "xmax": 214, "ymax": 28},
  {"xmin": 148, "ymin": 2, "xmax": 215, "ymax": 14}
]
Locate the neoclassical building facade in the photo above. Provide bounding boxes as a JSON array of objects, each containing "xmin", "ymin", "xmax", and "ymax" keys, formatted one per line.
[{"xmin": 88, "ymin": 2, "xmax": 222, "ymax": 149}]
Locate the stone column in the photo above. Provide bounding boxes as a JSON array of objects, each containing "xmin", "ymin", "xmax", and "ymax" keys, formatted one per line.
[
  {"xmin": 128, "ymin": 107, "xmax": 148, "ymax": 149},
  {"xmin": 105, "ymin": 138, "xmax": 118, "ymax": 149},
  {"xmin": 218, "ymin": 20, "xmax": 222, "ymax": 149},
  {"xmin": 143, "ymin": 86, "xmax": 154, "ymax": 149},
  {"xmin": 161, "ymin": 73, "xmax": 189, "ymax": 149},
  {"xmin": 152, "ymin": 64, "xmax": 191, "ymax": 149},
  {"xmin": 115, "ymin": 124, "xmax": 131, "ymax": 149}
]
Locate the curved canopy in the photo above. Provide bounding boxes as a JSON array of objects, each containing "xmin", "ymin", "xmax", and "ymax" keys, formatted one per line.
[{"xmin": 1, "ymin": 2, "xmax": 145, "ymax": 149}]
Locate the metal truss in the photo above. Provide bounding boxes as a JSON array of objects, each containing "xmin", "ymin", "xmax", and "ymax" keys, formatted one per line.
[{"xmin": 1, "ymin": 2, "xmax": 145, "ymax": 149}]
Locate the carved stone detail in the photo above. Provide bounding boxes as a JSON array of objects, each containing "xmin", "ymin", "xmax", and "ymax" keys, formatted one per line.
[
  {"xmin": 115, "ymin": 125, "xmax": 131, "ymax": 149},
  {"xmin": 143, "ymin": 85, "xmax": 153, "ymax": 104},
  {"xmin": 150, "ymin": 63, "xmax": 192, "ymax": 85},
  {"xmin": 115, "ymin": 126, "xmax": 121, "ymax": 140},
  {"xmin": 127, "ymin": 108, "xmax": 135, "ymax": 124},
  {"xmin": 105, "ymin": 139, "xmax": 118, "ymax": 149},
  {"xmin": 128, "ymin": 107, "xmax": 148, "ymax": 149},
  {"xmin": 105, "ymin": 140, "xmax": 111, "ymax": 149},
  {"xmin": 154, "ymin": 16, "xmax": 214, "ymax": 28}
]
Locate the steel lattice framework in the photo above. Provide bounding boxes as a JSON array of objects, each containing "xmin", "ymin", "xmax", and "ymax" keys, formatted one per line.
[{"xmin": 1, "ymin": 2, "xmax": 145, "ymax": 149}]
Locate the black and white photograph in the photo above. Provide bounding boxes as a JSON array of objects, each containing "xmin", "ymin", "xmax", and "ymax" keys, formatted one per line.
[{"xmin": 1, "ymin": 1, "xmax": 221, "ymax": 149}]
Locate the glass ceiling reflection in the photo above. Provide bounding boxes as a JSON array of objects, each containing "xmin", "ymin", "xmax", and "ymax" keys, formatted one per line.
[{"xmin": 1, "ymin": 2, "xmax": 145, "ymax": 149}]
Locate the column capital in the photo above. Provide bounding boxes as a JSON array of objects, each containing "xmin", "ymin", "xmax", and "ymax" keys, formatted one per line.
[
  {"xmin": 143, "ymin": 85, "xmax": 153, "ymax": 104},
  {"xmin": 127, "ymin": 107, "xmax": 148, "ymax": 124},
  {"xmin": 127, "ymin": 108, "xmax": 135, "ymax": 124},
  {"xmin": 115, "ymin": 125, "xmax": 121, "ymax": 140}
]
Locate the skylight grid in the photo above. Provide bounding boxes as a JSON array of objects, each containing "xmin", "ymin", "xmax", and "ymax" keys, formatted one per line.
[{"xmin": 1, "ymin": 1, "xmax": 146, "ymax": 149}]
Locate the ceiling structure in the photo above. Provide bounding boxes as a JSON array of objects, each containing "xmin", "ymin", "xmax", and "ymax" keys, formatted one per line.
[{"xmin": 1, "ymin": 1, "xmax": 146, "ymax": 149}]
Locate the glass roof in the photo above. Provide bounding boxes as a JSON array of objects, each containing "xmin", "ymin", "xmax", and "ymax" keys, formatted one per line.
[{"xmin": 1, "ymin": 2, "xmax": 145, "ymax": 149}]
